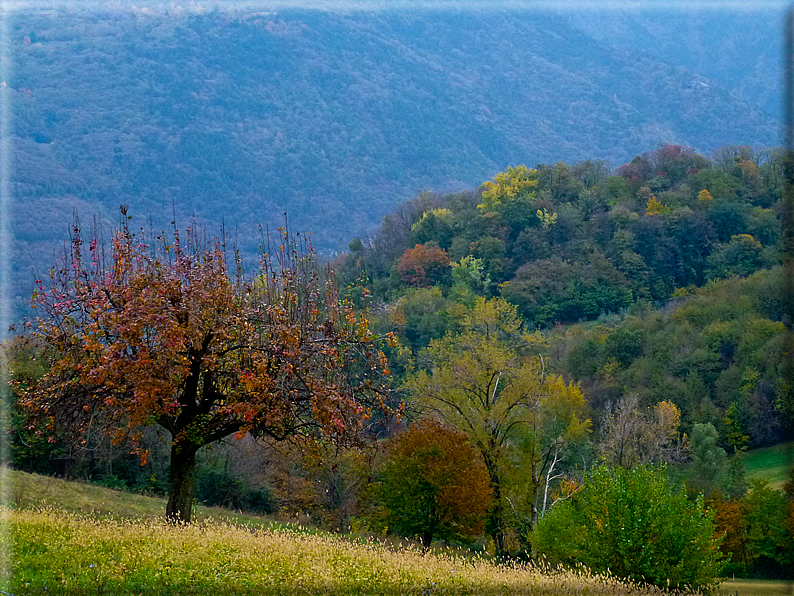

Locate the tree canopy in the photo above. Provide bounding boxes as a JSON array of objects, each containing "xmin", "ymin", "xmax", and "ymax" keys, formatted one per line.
[
  {"xmin": 377, "ymin": 419, "xmax": 491, "ymax": 549},
  {"xmin": 405, "ymin": 297, "xmax": 589, "ymax": 556},
  {"xmin": 19, "ymin": 212, "xmax": 396, "ymax": 522}
]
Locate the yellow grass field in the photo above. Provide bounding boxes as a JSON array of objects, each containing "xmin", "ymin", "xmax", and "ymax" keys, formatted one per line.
[
  {"xmin": 3, "ymin": 505, "xmax": 710, "ymax": 596},
  {"xmin": 0, "ymin": 468, "xmax": 742, "ymax": 595},
  {"xmin": 716, "ymin": 578, "xmax": 793, "ymax": 596}
]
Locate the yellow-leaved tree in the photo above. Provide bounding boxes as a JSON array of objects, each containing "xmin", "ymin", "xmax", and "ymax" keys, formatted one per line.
[
  {"xmin": 404, "ymin": 298, "xmax": 590, "ymax": 556},
  {"xmin": 478, "ymin": 166, "xmax": 540, "ymax": 231},
  {"xmin": 698, "ymin": 188, "xmax": 714, "ymax": 202}
]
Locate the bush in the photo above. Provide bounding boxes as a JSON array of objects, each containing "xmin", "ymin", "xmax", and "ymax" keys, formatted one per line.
[
  {"xmin": 743, "ymin": 481, "xmax": 793, "ymax": 578},
  {"xmin": 94, "ymin": 474, "xmax": 129, "ymax": 490},
  {"xmin": 533, "ymin": 465, "xmax": 723, "ymax": 591}
]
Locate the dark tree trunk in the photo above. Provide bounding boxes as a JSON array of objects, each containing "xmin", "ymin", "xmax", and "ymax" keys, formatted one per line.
[
  {"xmin": 484, "ymin": 460, "xmax": 506, "ymax": 558},
  {"xmin": 489, "ymin": 490, "xmax": 506, "ymax": 557},
  {"xmin": 166, "ymin": 440, "xmax": 198, "ymax": 523},
  {"xmin": 531, "ymin": 486, "xmax": 541, "ymax": 535},
  {"xmin": 421, "ymin": 530, "xmax": 433, "ymax": 551},
  {"xmin": 530, "ymin": 473, "xmax": 541, "ymax": 536}
]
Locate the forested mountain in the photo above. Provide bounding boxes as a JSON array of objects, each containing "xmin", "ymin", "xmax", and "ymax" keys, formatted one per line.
[
  {"xmin": 555, "ymin": 269, "xmax": 787, "ymax": 449},
  {"xmin": 337, "ymin": 145, "xmax": 783, "ymax": 325},
  {"xmin": 568, "ymin": 9, "xmax": 782, "ymax": 120},
  {"xmin": 7, "ymin": 5, "xmax": 782, "ymax": 316}
]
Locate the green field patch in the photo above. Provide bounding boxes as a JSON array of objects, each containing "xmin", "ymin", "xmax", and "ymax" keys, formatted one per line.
[
  {"xmin": 717, "ymin": 578, "xmax": 794, "ymax": 596},
  {"xmin": 742, "ymin": 442, "xmax": 794, "ymax": 491}
]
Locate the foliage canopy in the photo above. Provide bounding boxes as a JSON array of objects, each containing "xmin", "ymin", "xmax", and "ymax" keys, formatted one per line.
[
  {"xmin": 378, "ymin": 419, "xmax": 491, "ymax": 548},
  {"xmin": 19, "ymin": 212, "xmax": 396, "ymax": 522}
]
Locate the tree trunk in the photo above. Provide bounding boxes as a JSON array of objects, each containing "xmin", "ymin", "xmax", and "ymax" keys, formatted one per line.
[
  {"xmin": 484, "ymin": 461, "xmax": 506, "ymax": 558},
  {"xmin": 530, "ymin": 494, "xmax": 539, "ymax": 537},
  {"xmin": 489, "ymin": 489, "xmax": 506, "ymax": 558},
  {"xmin": 166, "ymin": 440, "xmax": 198, "ymax": 523}
]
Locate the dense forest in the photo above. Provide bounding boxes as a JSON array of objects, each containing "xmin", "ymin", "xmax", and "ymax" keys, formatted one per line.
[
  {"xmin": 331, "ymin": 143, "xmax": 793, "ymax": 579},
  {"xmin": 332, "ymin": 143, "xmax": 788, "ymax": 445}
]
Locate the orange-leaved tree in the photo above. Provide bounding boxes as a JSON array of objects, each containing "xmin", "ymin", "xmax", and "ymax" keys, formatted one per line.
[
  {"xmin": 19, "ymin": 210, "xmax": 396, "ymax": 522},
  {"xmin": 396, "ymin": 244, "xmax": 452, "ymax": 287},
  {"xmin": 378, "ymin": 418, "xmax": 491, "ymax": 549}
]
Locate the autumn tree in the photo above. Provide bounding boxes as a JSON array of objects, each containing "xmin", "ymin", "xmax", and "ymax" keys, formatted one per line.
[
  {"xmin": 20, "ymin": 212, "xmax": 396, "ymax": 522},
  {"xmin": 396, "ymin": 244, "xmax": 452, "ymax": 287},
  {"xmin": 712, "ymin": 497, "xmax": 749, "ymax": 572},
  {"xmin": 710, "ymin": 480, "xmax": 794, "ymax": 578},
  {"xmin": 478, "ymin": 165, "xmax": 540, "ymax": 231},
  {"xmin": 404, "ymin": 298, "xmax": 589, "ymax": 556},
  {"xmin": 698, "ymin": 188, "xmax": 714, "ymax": 202},
  {"xmin": 378, "ymin": 419, "xmax": 491, "ymax": 549},
  {"xmin": 645, "ymin": 195, "xmax": 670, "ymax": 216},
  {"xmin": 598, "ymin": 395, "xmax": 685, "ymax": 469},
  {"xmin": 479, "ymin": 165, "xmax": 538, "ymax": 211},
  {"xmin": 301, "ymin": 442, "xmax": 375, "ymax": 533},
  {"xmin": 410, "ymin": 208, "xmax": 455, "ymax": 249}
]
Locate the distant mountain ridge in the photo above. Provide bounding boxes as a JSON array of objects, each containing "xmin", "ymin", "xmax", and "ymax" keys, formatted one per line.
[
  {"xmin": 567, "ymin": 9, "xmax": 782, "ymax": 121},
  {"xmin": 7, "ymin": 6, "xmax": 781, "ymax": 315}
]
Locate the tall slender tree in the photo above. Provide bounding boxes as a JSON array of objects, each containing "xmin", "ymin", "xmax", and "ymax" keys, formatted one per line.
[{"xmin": 405, "ymin": 298, "xmax": 589, "ymax": 556}]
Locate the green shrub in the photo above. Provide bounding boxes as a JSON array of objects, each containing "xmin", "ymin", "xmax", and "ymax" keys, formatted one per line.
[
  {"xmin": 94, "ymin": 474, "xmax": 129, "ymax": 490},
  {"xmin": 533, "ymin": 465, "xmax": 723, "ymax": 591}
]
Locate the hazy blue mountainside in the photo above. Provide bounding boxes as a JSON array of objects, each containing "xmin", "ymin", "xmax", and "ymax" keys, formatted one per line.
[
  {"xmin": 7, "ymin": 7, "xmax": 780, "ymax": 315},
  {"xmin": 568, "ymin": 9, "xmax": 782, "ymax": 121}
]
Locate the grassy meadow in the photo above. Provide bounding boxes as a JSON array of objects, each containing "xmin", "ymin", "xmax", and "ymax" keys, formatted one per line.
[
  {"xmin": 743, "ymin": 442, "xmax": 794, "ymax": 491},
  {"xmin": 3, "ymin": 467, "xmax": 288, "ymax": 530},
  {"xmin": 2, "ymin": 467, "xmax": 791, "ymax": 595},
  {"xmin": 5, "ymin": 505, "xmax": 700, "ymax": 596},
  {"xmin": 1, "ymin": 468, "xmax": 702, "ymax": 595}
]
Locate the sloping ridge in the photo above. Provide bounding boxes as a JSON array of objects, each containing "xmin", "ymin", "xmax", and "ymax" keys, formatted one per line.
[{"xmin": 8, "ymin": 8, "xmax": 778, "ymax": 315}]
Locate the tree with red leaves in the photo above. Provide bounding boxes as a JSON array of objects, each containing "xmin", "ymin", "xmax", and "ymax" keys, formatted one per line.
[
  {"xmin": 379, "ymin": 418, "xmax": 491, "ymax": 549},
  {"xmin": 396, "ymin": 244, "xmax": 451, "ymax": 286},
  {"xmin": 20, "ymin": 209, "xmax": 396, "ymax": 522}
]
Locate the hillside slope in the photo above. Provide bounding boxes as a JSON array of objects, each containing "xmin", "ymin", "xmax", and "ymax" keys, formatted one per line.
[
  {"xmin": 568, "ymin": 8, "xmax": 783, "ymax": 121},
  {"xmin": 8, "ymin": 7, "xmax": 780, "ymax": 315}
]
